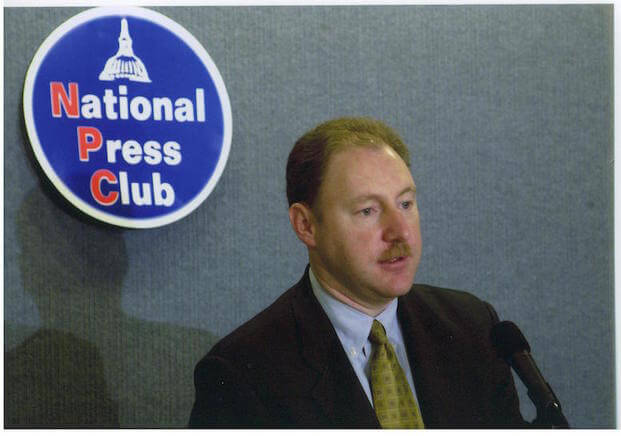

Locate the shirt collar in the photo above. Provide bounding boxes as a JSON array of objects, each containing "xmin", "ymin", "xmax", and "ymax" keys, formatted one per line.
[{"xmin": 309, "ymin": 266, "xmax": 400, "ymax": 352}]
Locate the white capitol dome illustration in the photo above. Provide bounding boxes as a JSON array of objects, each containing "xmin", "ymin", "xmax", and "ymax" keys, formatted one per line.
[{"xmin": 99, "ymin": 18, "xmax": 151, "ymax": 83}]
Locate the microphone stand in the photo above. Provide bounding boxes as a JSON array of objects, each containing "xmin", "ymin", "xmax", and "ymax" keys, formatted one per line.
[{"xmin": 528, "ymin": 381, "xmax": 570, "ymax": 428}]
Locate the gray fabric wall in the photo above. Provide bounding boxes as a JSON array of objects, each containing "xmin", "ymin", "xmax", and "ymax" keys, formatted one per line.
[{"xmin": 4, "ymin": 5, "xmax": 613, "ymax": 428}]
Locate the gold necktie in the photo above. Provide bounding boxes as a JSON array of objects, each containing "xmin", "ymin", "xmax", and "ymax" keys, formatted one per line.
[{"xmin": 369, "ymin": 319, "xmax": 424, "ymax": 429}]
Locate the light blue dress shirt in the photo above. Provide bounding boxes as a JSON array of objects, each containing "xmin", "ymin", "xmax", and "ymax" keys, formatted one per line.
[{"xmin": 309, "ymin": 267, "xmax": 421, "ymax": 407}]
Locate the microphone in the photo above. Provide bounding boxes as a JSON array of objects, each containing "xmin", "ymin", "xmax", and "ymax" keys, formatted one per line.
[{"xmin": 490, "ymin": 321, "xmax": 569, "ymax": 428}]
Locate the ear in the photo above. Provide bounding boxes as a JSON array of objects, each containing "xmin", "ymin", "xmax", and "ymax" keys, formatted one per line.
[{"xmin": 288, "ymin": 202, "xmax": 317, "ymax": 248}]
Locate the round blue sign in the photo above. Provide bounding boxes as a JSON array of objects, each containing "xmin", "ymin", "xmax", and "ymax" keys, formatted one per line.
[{"xmin": 23, "ymin": 7, "xmax": 232, "ymax": 228}]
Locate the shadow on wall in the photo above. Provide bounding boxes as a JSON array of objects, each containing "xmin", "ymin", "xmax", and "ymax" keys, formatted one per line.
[{"xmin": 5, "ymin": 186, "xmax": 219, "ymax": 428}]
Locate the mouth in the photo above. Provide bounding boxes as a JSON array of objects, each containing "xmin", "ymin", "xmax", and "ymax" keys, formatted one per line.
[
  {"xmin": 378, "ymin": 255, "xmax": 411, "ymax": 272},
  {"xmin": 379, "ymin": 256, "xmax": 407, "ymax": 265},
  {"xmin": 378, "ymin": 243, "xmax": 412, "ymax": 265},
  {"xmin": 377, "ymin": 255, "xmax": 411, "ymax": 275}
]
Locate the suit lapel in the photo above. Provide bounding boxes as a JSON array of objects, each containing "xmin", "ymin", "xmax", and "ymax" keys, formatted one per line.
[
  {"xmin": 291, "ymin": 269, "xmax": 379, "ymax": 428},
  {"xmin": 397, "ymin": 288, "xmax": 466, "ymax": 428}
]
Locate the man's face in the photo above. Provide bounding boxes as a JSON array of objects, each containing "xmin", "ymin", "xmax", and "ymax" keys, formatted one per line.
[{"xmin": 309, "ymin": 144, "xmax": 422, "ymax": 313}]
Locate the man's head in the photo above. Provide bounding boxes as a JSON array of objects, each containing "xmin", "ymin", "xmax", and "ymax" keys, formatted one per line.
[
  {"xmin": 287, "ymin": 117, "xmax": 422, "ymax": 316},
  {"xmin": 286, "ymin": 117, "xmax": 411, "ymax": 209}
]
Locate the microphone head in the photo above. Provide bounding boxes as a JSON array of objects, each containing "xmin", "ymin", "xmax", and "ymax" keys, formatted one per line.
[{"xmin": 490, "ymin": 320, "xmax": 531, "ymax": 360}]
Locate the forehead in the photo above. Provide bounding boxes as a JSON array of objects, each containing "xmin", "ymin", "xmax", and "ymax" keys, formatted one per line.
[{"xmin": 321, "ymin": 145, "xmax": 415, "ymax": 197}]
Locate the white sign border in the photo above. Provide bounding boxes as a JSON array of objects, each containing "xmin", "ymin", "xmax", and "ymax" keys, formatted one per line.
[{"xmin": 23, "ymin": 6, "xmax": 233, "ymax": 229}]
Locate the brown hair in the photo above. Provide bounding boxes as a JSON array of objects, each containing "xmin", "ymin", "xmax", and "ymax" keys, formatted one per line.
[{"xmin": 286, "ymin": 117, "xmax": 411, "ymax": 207}]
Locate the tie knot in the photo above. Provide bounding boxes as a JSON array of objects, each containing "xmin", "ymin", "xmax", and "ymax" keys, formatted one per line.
[{"xmin": 369, "ymin": 320, "xmax": 389, "ymax": 345}]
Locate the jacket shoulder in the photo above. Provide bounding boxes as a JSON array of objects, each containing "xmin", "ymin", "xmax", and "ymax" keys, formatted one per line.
[
  {"xmin": 408, "ymin": 283, "xmax": 497, "ymax": 319},
  {"xmin": 410, "ymin": 283, "xmax": 487, "ymax": 305},
  {"xmin": 399, "ymin": 284, "xmax": 525, "ymax": 428},
  {"xmin": 189, "ymin": 272, "xmax": 330, "ymax": 428},
  {"xmin": 401, "ymin": 283, "xmax": 500, "ymax": 345},
  {"xmin": 204, "ymin": 281, "xmax": 303, "ymax": 363}
]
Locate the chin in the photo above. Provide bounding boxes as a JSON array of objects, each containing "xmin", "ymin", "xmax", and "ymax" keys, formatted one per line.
[
  {"xmin": 393, "ymin": 284, "xmax": 414, "ymax": 297},
  {"xmin": 375, "ymin": 259, "xmax": 417, "ymax": 291},
  {"xmin": 378, "ymin": 278, "xmax": 415, "ymax": 299},
  {"xmin": 390, "ymin": 274, "xmax": 416, "ymax": 296}
]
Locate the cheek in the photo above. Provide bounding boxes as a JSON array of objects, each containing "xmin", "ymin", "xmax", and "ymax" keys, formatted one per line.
[
  {"xmin": 346, "ymin": 230, "xmax": 381, "ymax": 260},
  {"xmin": 412, "ymin": 223, "xmax": 422, "ymax": 244},
  {"xmin": 408, "ymin": 214, "xmax": 422, "ymax": 241},
  {"xmin": 327, "ymin": 215, "xmax": 382, "ymax": 257}
]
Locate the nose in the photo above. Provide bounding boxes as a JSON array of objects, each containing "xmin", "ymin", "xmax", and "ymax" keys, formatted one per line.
[{"xmin": 382, "ymin": 207, "xmax": 410, "ymax": 243}]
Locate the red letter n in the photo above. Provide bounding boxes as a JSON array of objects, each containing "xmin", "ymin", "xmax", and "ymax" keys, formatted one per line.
[{"xmin": 50, "ymin": 82, "xmax": 79, "ymax": 118}]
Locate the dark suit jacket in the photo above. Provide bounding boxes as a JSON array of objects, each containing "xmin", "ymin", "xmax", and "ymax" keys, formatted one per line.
[{"xmin": 189, "ymin": 268, "xmax": 526, "ymax": 428}]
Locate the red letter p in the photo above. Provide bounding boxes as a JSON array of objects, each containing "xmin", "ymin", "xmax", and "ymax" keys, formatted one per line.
[{"xmin": 77, "ymin": 126, "xmax": 102, "ymax": 162}]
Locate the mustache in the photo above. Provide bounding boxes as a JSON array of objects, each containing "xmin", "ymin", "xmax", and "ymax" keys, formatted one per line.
[{"xmin": 378, "ymin": 243, "xmax": 412, "ymax": 262}]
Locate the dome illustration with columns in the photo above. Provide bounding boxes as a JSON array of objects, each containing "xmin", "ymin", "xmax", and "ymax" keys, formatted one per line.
[{"xmin": 99, "ymin": 18, "xmax": 151, "ymax": 83}]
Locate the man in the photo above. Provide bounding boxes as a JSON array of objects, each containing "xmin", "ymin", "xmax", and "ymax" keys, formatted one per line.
[{"xmin": 189, "ymin": 117, "xmax": 526, "ymax": 428}]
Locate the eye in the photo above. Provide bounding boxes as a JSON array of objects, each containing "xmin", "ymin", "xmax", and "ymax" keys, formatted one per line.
[
  {"xmin": 360, "ymin": 207, "xmax": 373, "ymax": 216},
  {"xmin": 401, "ymin": 200, "xmax": 413, "ymax": 210}
]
